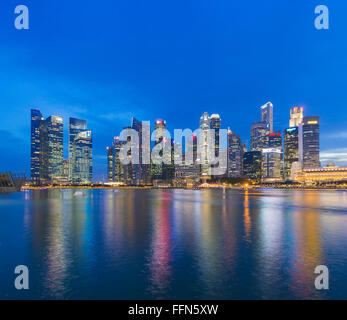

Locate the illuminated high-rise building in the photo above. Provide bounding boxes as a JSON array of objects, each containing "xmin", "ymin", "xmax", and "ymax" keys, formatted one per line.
[
  {"xmin": 107, "ymin": 136, "xmax": 126, "ymax": 183},
  {"xmin": 210, "ymin": 114, "xmax": 221, "ymax": 178},
  {"xmin": 210, "ymin": 114, "xmax": 221, "ymax": 157},
  {"xmin": 262, "ymin": 148, "xmax": 283, "ymax": 182},
  {"xmin": 289, "ymin": 107, "xmax": 304, "ymax": 128},
  {"xmin": 71, "ymin": 130, "xmax": 92, "ymax": 184},
  {"xmin": 113, "ymin": 136, "xmax": 126, "ymax": 183},
  {"xmin": 30, "ymin": 109, "xmax": 44, "ymax": 184},
  {"xmin": 132, "ymin": 117, "xmax": 151, "ymax": 185},
  {"xmin": 243, "ymin": 151, "xmax": 262, "ymax": 182},
  {"xmin": 45, "ymin": 115, "xmax": 64, "ymax": 182},
  {"xmin": 69, "ymin": 118, "xmax": 92, "ymax": 184},
  {"xmin": 299, "ymin": 116, "xmax": 320, "ymax": 169},
  {"xmin": 121, "ymin": 118, "xmax": 151, "ymax": 186},
  {"xmin": 152, "ymin": 119, "xmax": 167, "ymax": 182},
  {"xmin": 261, "ymin": 132, "xmax": 283, "ymax": 182},
  {"xmin": 107, "ymin": 146, "xmax": 113, "ymax": 182},
  {"xmin": 261, "ymin": 102, "xmax": 273, "ymax": 133},
  {"xmin": 227, "ymin": 129, "xmax": 243, "ymax": 178},
  {"xmin": 69, "ymin": 118, "xmax": 87, "ymax": 181},
  {"xmin": 30, "ymin": 110, "xmax": 63, "ymax": 184},
  {"xmin": 199, "ymin": 112, "xmax": 210, "ymax": 177},
  {"xmin": 122, "ymin": 125, "xmax": 135, "ymax": 185},
  {"xmin": 284, "ymin": 127, "xmax": 299, "ymax": 180},
  {"xmin": 268, "ymin": 132, "xmax": 282, "ymax": 148},
  {"xmin": 250, "ymin": 121, "xmax": 270, "ymax": 151}
]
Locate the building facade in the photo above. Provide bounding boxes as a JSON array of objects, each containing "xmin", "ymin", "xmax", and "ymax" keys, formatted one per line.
[
  {"xmin": 250, "ymin": 121, "xmax": 270, "ymax": 151},
  {"xmin": 284, "ymin": 127, "xmax": 299, "ymax": 180},
  {"xmin": 199, "ymin": 112, "xmax": 210, "ymax": 177},
  {"xmin": 152, "ymin": 119, "xmax": 167, "ymax": 183},
  {"xmin": 294, "ymin": 164, "xmax": 347, "ymax": 184},
  {"xmin": 243, "ymin": 151, "xmax": 262, "ymax": 182},
  {"xmin": 30, "ymin": 109, "xmax": 44, "ymax": 184},
  {"xmin": 69, "ymin": 118, "xmax": 87, "ymax": 181},
  {"xmin": 69, "ymin": 118, "xmax": 92, "ymax": 184},
  {"xmin": 261, "ymin": 102, "xmax": 274, "ymax": 133},
  {"xmin": 299, "ymin": 116, "xmax": 320, "ymax": 169},
  {"xmin": 30, "ymin": 109, "xmax": 64, "ymax": 184},
  {"xmin": 289, "ymin": 107, "xmax": 304, "ymax": 128},
  {"xmin": 71, "ymin": 130, "xmax": 92, "ymax": 184},
  {"xmin": 261, "ymin": 147, "xmax": 283, "ymax": 182},
  {"xmin": 227, "ymin": 129, "xmax": 243, "ymax": 178}
]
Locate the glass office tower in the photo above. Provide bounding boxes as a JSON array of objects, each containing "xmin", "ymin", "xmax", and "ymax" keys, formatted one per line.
[
  {"xmin": 30, "ymin": 109, "xmax": 44, "ymax": 184},
  {"xmin": 71, "ymin": 130, "xmax": 92, "ymax": 184},
  {"xmin": 284, "ymin": 127, "xmax": 299, "ymax": 180},
  {"xmin": 261, "ymin": 148, "xmax": 283, "ymax": 182},
  {"xmin": 250, "ymin": 121, "xmax": 270, "ymax": 151},
  {"xmin": 69, "ymin": 118, "xmax": 93, "ymax": 184},
  {"xmin": 45, "ymin": 116, "xmax": 64, "ymax": 181},
  {"xmin": 132, "ymin": 117, "xmax": 151, "ymax": 185},
  {"xmin": 210, "ymin": 114, "xmax": 221, "ymax": 178},
  {"xmin": 31, "ymin": 109, "xmax": 64, "ymax": 184},
  {"xmin": 261, "ymin": 102, "xmax": 274, "ymax": 133},
  {"xmin": 107, "ymin": 146, "xmax": 113, "ymax": 182},
  {"xmin": 243, "ymin": 151, "xmax": 262, "ymax": 182},
  {"xmin": 69, "ymin": 118, "xmax": 87, "ymax": 181},
  {"xmin": 199, "ymin": 112, "xmax": 210, "ymax": 177},
  {"xmin": 289, "ymin": 107, "xmax": 304, "ymax": 128},
  {"xmin": 227, "ymin": 129, "xmax": 243, "ymax": 178},
  {"xmin": 299, "ymin": 116, "xmax": 320, "ymax": 169},
  {"xmin": 152, "ymin": 119, "xmax": 167, "ymax": 182}
]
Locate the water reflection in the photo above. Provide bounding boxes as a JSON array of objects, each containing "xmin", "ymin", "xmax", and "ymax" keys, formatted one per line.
[
  {"xmin": 1, "ymin": 188, "xmax": 347, "ymax": 299},
  {"xmin": 146, "ymin": 191, "xmax": 173, "ymax": 298}
]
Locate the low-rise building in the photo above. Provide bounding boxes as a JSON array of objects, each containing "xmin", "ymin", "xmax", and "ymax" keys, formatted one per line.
[{"xmin": 294, "ymin": 164, "xmax": 347, "ymax": 184}]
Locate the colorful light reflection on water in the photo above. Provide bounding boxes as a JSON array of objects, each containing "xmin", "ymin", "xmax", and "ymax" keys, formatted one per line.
[{"xmin": 1, "ymin": 189, "xmax": 347, "ymax": 299}]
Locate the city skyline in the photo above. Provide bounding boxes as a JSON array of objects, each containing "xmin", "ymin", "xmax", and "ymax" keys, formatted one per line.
[
  {"xmin": 19, "ymin": 100, "xmax": 347, "ymax": 183},
  {"xmin": 1, "ymin": 1, "xmax": 347, "ymax": 180},
  {"xmin": 28, "ymin": 101, "xmax": 342, "ymax": 186}
]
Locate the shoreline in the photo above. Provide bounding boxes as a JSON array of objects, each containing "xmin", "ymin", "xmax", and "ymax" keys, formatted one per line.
[{"xmin": 22, "ymin": 186, "xmax": 347, "ymax": 191}]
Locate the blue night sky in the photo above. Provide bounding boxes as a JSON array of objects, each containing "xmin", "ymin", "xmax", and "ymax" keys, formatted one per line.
[{"xmin": 0, "ymin": 0, "xmax": 346, "ymax": 181}]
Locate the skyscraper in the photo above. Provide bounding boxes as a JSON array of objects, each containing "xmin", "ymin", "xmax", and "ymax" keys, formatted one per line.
[
  {"xmin": 107, "ymin": 146, "xmax": 113, "ymax": 182},
  {"xmin": 261, "ymin": 132, "xmax": 283, "ymax": 182},
  {"xmin": 250, "ymin": 121, "xmax": 270, "ymax": 151},
  {"xmin": 199, "ymin": 112, "xmax": 210, "ymax": 177},
  {"xmin": 132, "ymin": 117, "xmax": 151, "ymax": 185},
  {"xmin": 243, "ymin": 151, "xmax": 262, "ymax": 182},
  {"xmin": 69, "ymin": 118, "xmax": 92, "ymax": 184},
  {"xmin": 30, "ymin": 109, "xmax": 44, "ymax": 184},
  {"xmin": 122, "ymin": 125, "xmax": 135, "ymax": 185},
  {"xmin": 113, "ymin": 136, "xmax": 126, "ymax": 183},
  {"xmin": 210, "ymin": 114, "xmax": 221, "ymax": 157},
  {"xmin": 44, "ymin": 115, "xmax": 64, "ymax": 182},
  {"xmin": 71, "ymin": 130, "xmax": 92, "ymax": 184},
  {"xmin": 69, "ymin": 118, "xmax": 87, "ymax": 181},
  {"xmin": 210, "ymin": 114, "xmax": 221, "ymax": 178},
  {"xmin": 227, "ymin": 129, "xmax": 243, "ymax": 178},
  {"xmin": 284, "ymin": 127, "xmax": 299, "ymax": 180},
  {"xmin": 289, "ymin": 107, "xmax": 304, "ymax": 128},
  {"xmin": 261, "ymin": 102, "xmax": 273, "ymax": 133},
  {"xmin": 262, "ymin": 147, "xmax": 283, "ymax": 182},
  {"xmin": 299, "ymin": 116, "xmax": 320, "ymax": 169},
  {"xmin": 152, "ymin": 119, "xmax": 167, "ymax": 182},
  {"xmin": 267, "ymin": 132, "xmax": 282, "ymax": 148}
]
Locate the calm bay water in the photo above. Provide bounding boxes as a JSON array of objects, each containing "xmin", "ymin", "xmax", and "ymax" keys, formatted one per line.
[{"xmin": 1, "ymin": 189, "xmax": 347, "ymax": 299}]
